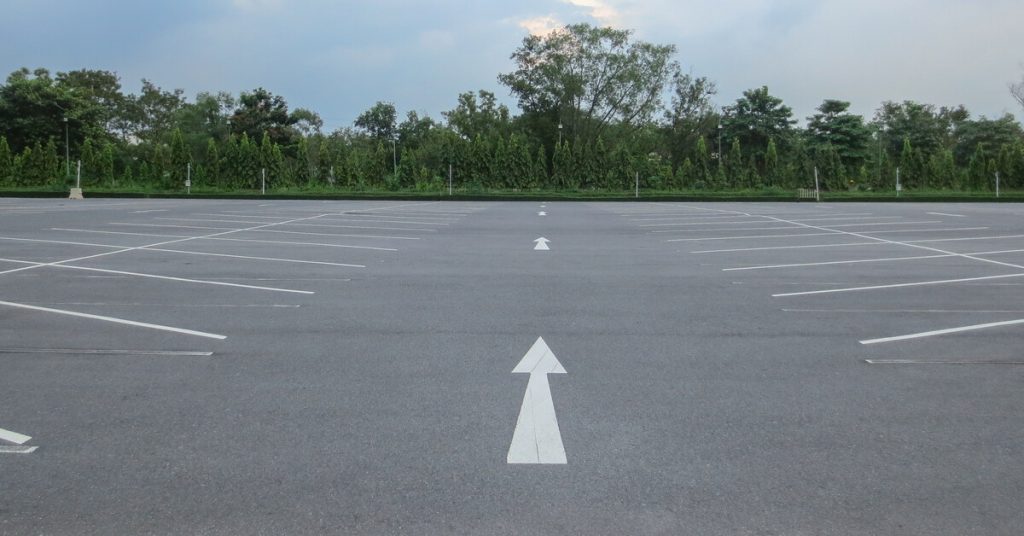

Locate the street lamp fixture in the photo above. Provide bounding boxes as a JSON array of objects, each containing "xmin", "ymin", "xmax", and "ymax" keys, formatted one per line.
[{"xmin": 558, "ymin": 123, "xmax": 563, "ymax": 145}]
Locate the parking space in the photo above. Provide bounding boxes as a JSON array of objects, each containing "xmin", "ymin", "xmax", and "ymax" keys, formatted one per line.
[{"xmin": 1, "ymin": 198, "xmax": 1022, "ymax": 534}]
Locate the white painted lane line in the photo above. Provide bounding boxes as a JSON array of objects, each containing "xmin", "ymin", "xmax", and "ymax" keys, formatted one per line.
[
  {"xmin": 725, "ymin": 253, "xmax": 952, "ymax": 271},
  {"xmin": 0, "ymin": 427, "xmax": 31, "ymax": 445},
  {"xmin": 539, "ymin": 211, "xmax": 547, "ymax": 216},
  {"xmin": 0, "ymin": 236, "xmax": 129, "ymax": 249},
  {"xmin": 668, "ymin": 232, "xmax": 839, "ymax": 242},
  {"xmin": 31, "ymin": 302, "xmax": 301, "ymax": 308},
  {"xmin": 534, "ymin": 237, "xmax": 551, "ymax": 251},
  {"xmin": 725, "ymin": 247, "xmax": 1024, "ymax": 271},
  {"xmin": 773, "ymin": 273, "xmax": 1024, "ymax": 298},
  {"xmin": 784, "ymin": 308, "xmax": 1024, "ymax": 314},
  {"xmin": 0, "ymin": 348, "xmax": 213, "ymax": 356},
  {"xmin": 51, "ymin": 229, "xmax": 398, "ymax": 252},
  {"xmin": 283, "ymin": 222, "xmax": 438, "ymax": 232},
  {"xmin": 653, "ymin": 225, "xmax": 804, "ymax": 234},
  {"xmin": 861, "ymin": 318, "xmax": 1024, "ymax": 345},
  {"xmin": 0, "ymin": 300, "xmax": 227, "ymax": 339},
  {"xmin": 133, "ymin": 209, "xmax": 168, "ymax": 214},
  {"xmin": 866, "ymin": 359, "xmax": 1024, "ymax": 364},
  {"xmin": 508, "ymin": 337, "xmax": 567, "ymax": 465},
  {"xmin": 0, "ymin": 446, "xmax": 37, "ymax": 454},
  {"xmin": 0, "ymin": 258, "xmax": 315, "ymax": 294},
  {"xmin": 138, "ymin": 248, "xmax": 366, "ymax": 268},
  {"xmin": 314, "ymin": 217, "xmax": 449, "ymax": 226},
  {"xmin": 668, "ymin": 227, "xmax": 990, "ymax": 242},
  {"xmin": 694, "ymin": 241, "xmax": 881, "ymax": 253},
  {"xmin": 111, "ymin": 223, "xmax": 421, "ymax": 240},
  {"xmin": 927, "ymin": 212, "xmax": 966, "ymax": 217}
]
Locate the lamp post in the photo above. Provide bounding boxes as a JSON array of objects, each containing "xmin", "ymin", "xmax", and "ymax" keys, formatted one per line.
[
  {"xmin": 717, "ymin": 121, "xmax": 722, "ymax": 161},
  {"xmin": 63, "ymin": 117, "xmax": 70, "ymax": 178},
  {"xmin": 558, "ymin": 123, "xmax": 563, "ymax": 145},
  {"xmin": 391, "ymin": 138, "xmax": 397, "ymax": 177}
]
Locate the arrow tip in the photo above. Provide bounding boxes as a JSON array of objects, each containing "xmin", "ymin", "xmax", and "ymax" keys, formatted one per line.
[{"xmin": 513, "ymin": 336, "xmax": 566, "ymax": 374}]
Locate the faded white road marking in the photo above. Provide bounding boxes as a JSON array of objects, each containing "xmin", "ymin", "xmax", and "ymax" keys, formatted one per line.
[
  {"xmin": 534, "ymin": 237, "xmax": 551, "ymax": 251},
  {"xmin": 508, "ymin": 337, "xmax": 567, "ymax": 465},
  {"xmin": 0, "ymin": 257, "xmax": 315, "ymax": 294},
  {"xmin": 0, "ymin": 348, "xmax": 213, "ymax": 356},
  {"xmin": 0, "ymin": 427, "xmax": 31, "ymax": 445},
  {"xmin": 866, "ymin": 359, "xmax": 1024, "ymax": 364},
  {"xmin": 927, "ymin": 212, "xmax": 966, "ymax": 217},
  {"xmin": 0, "ymin": 446, "xmax": 37, "ymax": 454},
  {"xmin": 774, "ymin": 273, "xmax": 1024, "ymax": 298},
  {"xmin": 861, "ymin": 318, "xmax": 1024, "ymax": 344},
  {"xmin": 0, "ymin": 300, "xmax": 227, "ymax": 340}
]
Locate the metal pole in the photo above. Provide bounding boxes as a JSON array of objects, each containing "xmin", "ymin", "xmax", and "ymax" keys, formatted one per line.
[
  {"xmin": 64, "ymin": 117, "xmax": 70, "ymax": 178},
  {"xmin": 996, "ymin": 171, "xmax": 1000, "ymax": 198},
  {"xmin": 76, "ymin": 160, "xmax": 81, "ymax": 189},
  {"xmin": 814, "ymin": 166, "xmax": 820, "ymax": 202},
  {"xmin": 635, "ymin": 171, "xmax": 639, "ymax": 198},
  {"xmin": 392, "ymin": 139, "xmax": 397, "ymax": 178},
  {"xmin": 186, "ymin": 162, "xmax": 191, "ymax": 194},
  {"xmin": 262, "ymin": 168, "xmax": 266, "ymax": 195},
  {"xmin": 448, "ymin": 163, "xmax": 453, "ymax": 196},
  {"xmin": 896, "ymin": 167, "xmax": 900, "ymax": 197}
]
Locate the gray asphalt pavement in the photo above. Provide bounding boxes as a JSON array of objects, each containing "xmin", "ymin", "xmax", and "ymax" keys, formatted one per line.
[{"xmin": 1, "ymin": 198, "xmax": 1022, "ymax": 535}]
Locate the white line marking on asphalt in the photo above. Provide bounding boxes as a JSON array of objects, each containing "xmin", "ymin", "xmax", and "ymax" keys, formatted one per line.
[
  {"xmin": 865, "ymin": 359, "xmax": 1024, "ymax": 364},
  {"xmin": 534, "ymin": 237, "xmax": 551, "ymax": 251},
  {"xmin": 860, "ymin": 318, "xmax": 1024, "ymax": 344},
  {"xmin": 725, "ymin": 253, "xmax": 953, "ymax": 271},
  {"xmin": 0, "ymin": 257, "xmax": 315, "ymax": 294},
  {"xmin": 0, "ymin": 446, "xmax": 37, "ymax": 454},
  {"xmin": 137, "ymin": 248, "xmax": 366, "ymax": 268},
  {"xmin": 0, "ymin": 427, "xmax": 31, "ymax": 444},
  {"xmin": 0, "ymin": 300, "xmax": 227, "ymax": 339},
  {"xmin": 927, "ymin": 212, "xmax": 966, "ymax": 217},
  {"xmin": 31, "ymin": 302, "xmax": 301, "ymax": 308},
  {"xmin": 110, "ymin": 223, "xmax": 421, "ymax": 240},
  {"xmin": 508, "ymin": 337, "xmax": 567, "ymax": 465},
  {"xmin": 773, "ymin": 273, "xmax": 1024, "ymax": 297},
  {"xmin": 51, "ymin": 229, "xmax": 398, "ymax": 251},
  {"xmin": 784, "ymin": 308, "xmax": 1024, "ymax": 314},
  {"xmin": 0, "ymin": 348, "xmax": 213, "ymax": 356},
  {"xmin": 668, "ymin": 227, "xmax": 990, "ymax": 242},
  {"xmin": 539, "ymin": 211, "xmax": 547, "ymax": 216},
  {"xmin": 694, "ymin": 241, "xmax": 881, "ymax": 253},
  {"xmin": 725, "ymin": 247, "xmax": 1024, "ymax": 271},
  {"xmin": 132, "ymin": 209, "xmax": 168, "ymax": 214}
]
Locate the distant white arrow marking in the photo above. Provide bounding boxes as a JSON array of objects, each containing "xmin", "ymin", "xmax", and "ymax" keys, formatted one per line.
[
  {"xmin": 539, "ymin": 211, "xmax": 547, "ymax": 216},
  {"xmin": 534, "ymin": 237, "xmax": 550, "ymax": 251},
  {"xmin": 507, "ymin": 337, "xmax": 567, "ymax": 464}
]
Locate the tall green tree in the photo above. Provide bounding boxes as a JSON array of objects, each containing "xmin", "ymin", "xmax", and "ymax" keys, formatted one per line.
[
  {"xmin": 722, "ymin": 86, "xmax": 796, "ymax": 162},
  {"xmin": 806, "ymin": 100, "xmax": 871, "ymax": 168}
]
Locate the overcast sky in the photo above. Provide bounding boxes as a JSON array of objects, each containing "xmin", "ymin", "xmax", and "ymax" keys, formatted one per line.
[{"xmin": 3, "ymin": 0, "xmax": 1022, "ymax": 130}]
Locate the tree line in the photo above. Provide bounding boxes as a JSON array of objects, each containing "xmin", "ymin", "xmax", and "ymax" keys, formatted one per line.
[{"xmin": 1, "ymin": 23, "xmax": 1023, "ymax": 194}]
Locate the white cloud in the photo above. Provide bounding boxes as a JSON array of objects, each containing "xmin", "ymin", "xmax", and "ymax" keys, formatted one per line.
[
  {"xmin": 563, "ymin": 0, "xmax": 621, "ymax": 27},
  {"xmin": 519, "ymin": 15, "xmax": 563, "ymax": 36}
]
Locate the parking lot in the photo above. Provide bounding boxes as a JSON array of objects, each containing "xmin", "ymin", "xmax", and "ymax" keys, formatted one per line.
[{"xmin": 1, "ymin": 198, "xmax": 1022, "ymax": 534}]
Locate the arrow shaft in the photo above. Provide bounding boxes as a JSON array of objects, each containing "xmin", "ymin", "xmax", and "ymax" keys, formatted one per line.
[{"xmin": 508, "ymin": 373, "xmax": 566, "ymax": 464}]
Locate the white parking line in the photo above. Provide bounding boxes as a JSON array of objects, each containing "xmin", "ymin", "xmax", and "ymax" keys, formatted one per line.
[
  {"xmin": 51, "ymin": 229, "xmax": 398, "ymax": 251},
  {"xmin": 0, "ymin": 427, "xmax": 31, "ymax": 444},
  {"xmin": 725, "ymin": 248, "xmax": 1024, "ymax": 271},
  {"xmin": 668, "ymin": 227, "xmax": 989, "ymax": 243},
  {"xmin": 110, "ymin": 223, "xmax": 421, "ymax": 240},
  {"xmin": 0, "ymin": 257, "xmax": 315, "ymax": 294},
  {"xmin": 0, "ymin": 348, "xmax": 213, "ymax": 356},
  {"xmin": 773, "ymin": 273, "xmax": 1024, "ymax": 298},
  {"xmin": 927, "ymin": 212, "xmax": 966, "ymax": 218},
  {"xmin": 0, "ymin": 300, "xmax": 227, "ymax": 339},
  {"xmin": 861, "ymin": 318, "xmax": 1024, "ymax": 345}
]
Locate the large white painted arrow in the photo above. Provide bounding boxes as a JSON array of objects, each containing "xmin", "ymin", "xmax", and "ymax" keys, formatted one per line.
[
  {"xmin": 0, "ymin": 427, "xmax": 36, "ymax": 454},
  {"xmin": 538, "ymin": 211, "xmax": 547, "ymax": 216},
  {"xmin": 507, "ymin": 337, "xmax": 567, "ymax": 464},
  {"xmin": 534, "ymin": 237, "xmax": 550, "ymax": 251}
]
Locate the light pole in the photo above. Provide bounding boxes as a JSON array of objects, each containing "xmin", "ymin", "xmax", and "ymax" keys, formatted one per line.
[
  {"xmin": 558, "ymin": 123, "xmax": 563, "ymax": 145},
  {"xmin": 717, "ymin": 121, "xmax": 722, "ymax": 161},
  {"xmin": 63, "ymin": 117, "xmax": 70, "ymax": 178},
  {"xmin": 391, "ymin": 138, "xmax": 397, "ymax": 177}
]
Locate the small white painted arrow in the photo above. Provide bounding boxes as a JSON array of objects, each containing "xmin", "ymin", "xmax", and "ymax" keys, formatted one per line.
[
  {"xmin": 534, "ymin": 237, "xmax": 550, "ymax": 251},
  {"xmin": 538, "ymin": 211, "xmax": 547, "ymax": 216},
  {"xmin": 507, "ymin": 337, "xmax": 567, "ymax": 464}
]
